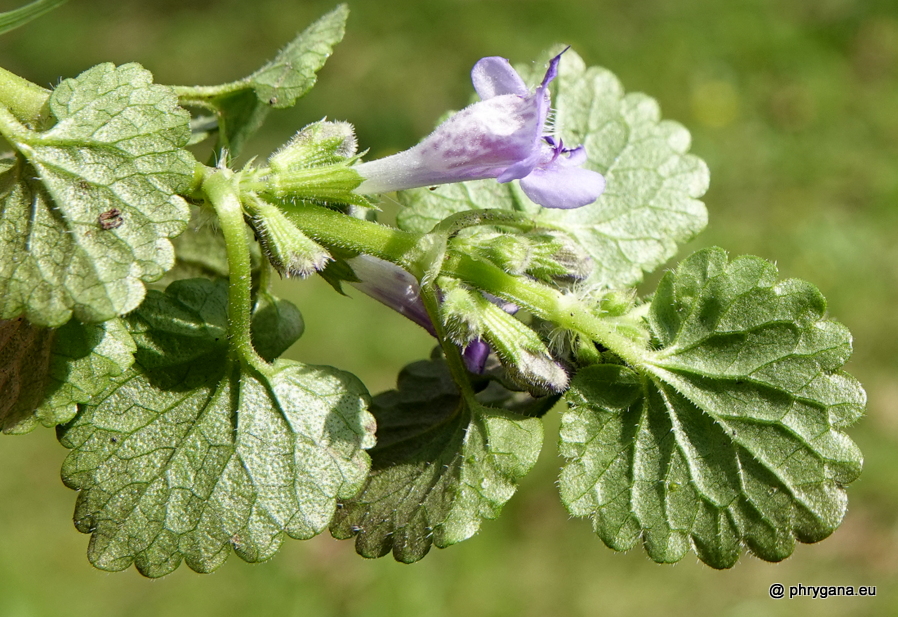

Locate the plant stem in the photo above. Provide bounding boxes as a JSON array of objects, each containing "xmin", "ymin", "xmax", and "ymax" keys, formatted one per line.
[
  {"xmin": 0, "ymin": 67, "xmax": 50, "ymax": 126},
  {"xmin": 280, "ymin": 201, "xmax": 648, "ymax": 367},
  {"xmin": 442, "ymin": 253, "xmax": 649, "ymax": 368},
  {"xmin": 419, "ymin": 282, "xmax": 478, "ymax": 400},
  {"xmin": 202, "ymin": 168, "xmax": 270, "ymax": 375},
  {"xmin": 277, "ymin": 201, "xmax": 424, "ymax": 273}
]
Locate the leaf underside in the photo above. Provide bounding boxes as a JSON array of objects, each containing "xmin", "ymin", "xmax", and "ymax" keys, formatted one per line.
[
  {"xmin": 58, "ymin": 279, "xmax": 375, "ymax": 577},
  {"xmin": 331, "ymin": 353, "xmax": 543, "ymax": 563},
  {"xmin": 0, "ymin": 317, "xmax": 54, "ymax": 432},
  {"xmin": 2, "ymin": 317, "xmax": 135, "ymax": 434},
  {"xmin": 559, "ymin": 248, "xmax": 864, "ymax": 568},
  {"xmin": 0, "ymin": 62, "xmax": 193, "ymax": 326}
]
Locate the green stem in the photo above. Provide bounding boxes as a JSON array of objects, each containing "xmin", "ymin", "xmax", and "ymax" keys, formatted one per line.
[
  {"xmin": 277, "ymin": 201, "xmax": 424, "ymax": 273},
  {"xmin": 257, "ymin": 253, "xmax": 272, "ymax": 294},
  {"xmin": 201, "ymin": 168, "xmax": 270, "ymax": 375},
  {"xmin": 276, "ymin": 199, "xmax": 647, "ymax": 367},
  {"xmin": 443, "ymin": 253, "xmax": 649, "ymax": 369},
  {"xmin": 0, "ymin": 66, "xmax": 50, "ymax": 126},
  {"xmin": 172, "ymin": 82, "xmax": 245, "ymax": 101},
  {"xmin": 419, "ymin": 281, "xmax": 477, "ymax": 400},
  {"xmin": 430, "ymin": 208, "xmax": 542, "ymax": 237}
]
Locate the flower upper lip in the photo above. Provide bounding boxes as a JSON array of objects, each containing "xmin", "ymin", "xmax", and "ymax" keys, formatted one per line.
[{"xmin": 353, "ymin": 49, "xmax": 605, "ymax": 209}]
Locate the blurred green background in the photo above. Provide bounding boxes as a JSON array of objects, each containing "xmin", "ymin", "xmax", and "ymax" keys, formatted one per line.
[{"xmin": 1, "ymin": 0, "xmax": 897, "ymax": 615}]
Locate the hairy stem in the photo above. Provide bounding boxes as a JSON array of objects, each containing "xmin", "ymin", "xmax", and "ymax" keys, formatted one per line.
[
  {"xmin": 202, "ymin": 168, "xmax": 270, "ymax": 375},
  {"xmin": 442, "ymin": 253, "xmax": 648, "ymax": 368},
  {"xmin": 0, "ymin": 67, "xmax": 50, "ymax": 126},
  {"xmin": 280, "ymin": 203, "xmax": 648, "ymax": 368},
  {"xmin": 277, "ymin": 201, "xmax": 424, "ymax": 274}
]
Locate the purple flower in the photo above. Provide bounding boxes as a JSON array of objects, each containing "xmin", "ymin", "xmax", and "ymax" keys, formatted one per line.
[
  {"xmin": 354, "ymin": 51, "xmax": 605, "ymax": 209},
  {"xmin": 346, "ymin": 255, "xmax": 506, "ymax": 374},
  {"xmin": 347, "ymin": 255, "xmax": 435, "ymax": 336},
  {"xmin": 462, "ymin": 339, "xmax": 491, "ymax": 374}
]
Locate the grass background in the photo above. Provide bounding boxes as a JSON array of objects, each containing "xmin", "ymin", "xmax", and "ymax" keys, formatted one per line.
[{"xmin": 1, "ymin": 0, "xmax": 897, "ymax": 615}]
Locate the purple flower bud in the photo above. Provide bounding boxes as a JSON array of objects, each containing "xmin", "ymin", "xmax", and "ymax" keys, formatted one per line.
[
  {"xmin": 347, "ymin": 256, "xmax": 535, "ymax": 377},
  {"xmin": 462, "ymin": 339, "xmax": 491, "ymax": 374},
  {"xmin": 354, "ymin": 51, "xmax": 605, "ymax": 209},
  {"xmin": 346, "ymin": 255, "xmax": 435, "ymax": 336}
]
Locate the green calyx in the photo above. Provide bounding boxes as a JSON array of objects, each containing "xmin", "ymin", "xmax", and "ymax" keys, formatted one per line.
[
  {"xmin": 244, "ymin": 196, "xmax": 332, "ymax": 278},
  {"xmin": 453, "ymin": 230, "xmax": 593, "ymax": 284},
  {"xmin": 265, "ymin": 164, "xmax": 370, "ymax": 208},
  {"xmin": 250, "ymin": 119, "xmax": 372, "ymax": 209}
]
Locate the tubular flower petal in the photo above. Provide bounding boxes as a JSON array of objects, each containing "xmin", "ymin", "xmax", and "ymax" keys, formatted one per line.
[
  {"xmin": 353, "ymin": 51, "xmax": 605, "ymax": 209},
  {"xmin": 348, "ymin": 256, "xmax": 544, "ymax": 377},
  {"xmin": 462, "ymin": 339, "xmax": 491, "ymax": 374},
  {"xmin": 346, "ymin": 255, "xmax": 435, "ymax": 336}
]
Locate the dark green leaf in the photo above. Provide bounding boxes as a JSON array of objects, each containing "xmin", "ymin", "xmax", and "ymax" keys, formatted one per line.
[
  {"xmin": 251, "ymin": 290, "xmax": 303, "ymax": 362},
  {"xmin": 157, "ymin": 208, "xmax": 230, "ymax": 286},
  {"xmin": 58, "ymin": 279, "xmax": 374, "ymax": 577},
  {"xmin": 1, "ymin": 317, "xmax": 134, "ymax": 434},
  {"xmin": 155, "ymin": 206, "xmax": 266, "ymax": 289},
  {"xmin": 331, "ymin": 354, "xmax": 542, "ymax": 562},
  {"xmin": 0, "ymin": 317, "xmax": 53, "ymax": 432},
  {"xmin": 559, "ymin": 248, "xmax": 864, "ymax": 568},
  {"xmin": 316, "ymin": 253, "xmax": 359, "ymax": 295}
]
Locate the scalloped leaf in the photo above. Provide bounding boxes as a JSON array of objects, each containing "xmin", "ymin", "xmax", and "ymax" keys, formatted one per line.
[
  {"xmin": 1, "ymin": 317, "xmax": 136, "ymax": 435},
  {"xmin": 37, "ymin": 319, "xmax": 134, "ymax": 432},
  {"xmin": 331, "ymin": 354, "xmax": 542, "ymax": 562},
  {"xmin": 0, "ymin": 62, "xmax": 193, "ymax": 326},
  {"xmin": 559, "ymin": 248, "xmax": 864, "ymax": 568},
  {"xmin": 58, "ymin": 279, "xmax": 374, "ymax": 577},
  {"xmin": 176, "ymin": 5, "xmax": 348, "ymax": 157},
  {"xmin": 397, "ymin": 48, "xmax": 708, "ymax": 288}
]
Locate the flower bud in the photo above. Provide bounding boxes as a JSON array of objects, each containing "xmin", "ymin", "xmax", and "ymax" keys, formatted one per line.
[
  {"xmin": 482, "ymin": 234, "xmax": 535, "ymax": 275},
  {"xmin": 268, "ymin": 120, "xmax": 358, "ymax": 172},
  {"xmin": 249, "ymin": 198, "xmax": 331, "ymax": 278},
  {"xmin": 475, "ymin": 295, "xmax": 568, "ymax": 393},
  {"xmin": 346, "ymin": 255, "xmax": 435, "ymax": 336},
  {"xmin": 264, "ymin": 120, "xmax": 371, "ymax": 208},
  {"xmin": 458, "ymin": 230, "xmax": 593, "ymax": 283},
  {"xmin": 532, "ymin": 232, "xmax": 593, "ymax": 281},
  {"xmin": 599, "ymin": 290, "xmax": 635, "ymax": 316},
  {"xmin": 439, "ymin": 280, "xmax": 484, "ymax": 345}
]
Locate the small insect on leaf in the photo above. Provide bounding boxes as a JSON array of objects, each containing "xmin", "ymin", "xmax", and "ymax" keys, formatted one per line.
[{"xmin": 98, "ymin": 208, "xmax": 123, "ymax": 230}]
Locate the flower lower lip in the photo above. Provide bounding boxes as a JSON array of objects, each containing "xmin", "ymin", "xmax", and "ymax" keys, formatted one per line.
[{"xmin": 352, "ymin": 50, "xmax": 605, "ymax": 210}]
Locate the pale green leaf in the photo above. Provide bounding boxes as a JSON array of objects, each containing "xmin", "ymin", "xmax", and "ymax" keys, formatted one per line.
[
  {"xmin": 331, "ymin": 353, "xmax": 542, "ymax": 562},
  {"xmin": 397, "ymin": 49, "xmax": 708, "ymax": 287},
  {"xmin": 559, "ymin": 248, "xmax": 864, "ymax": 568},
  {"xmin": 0, "ymin": 62, "xmax": 193, "ymax": 326},
  {"xmin": 176, "ymin": 5, "xmax": 348, "ymax": 157},
  {"xmin": 58, "ymin": 279, "xmax": 374, "ymax": 577},
  {"xmin": 1, "ymin": 317, "xmax": 134, "ymax": 434}
]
